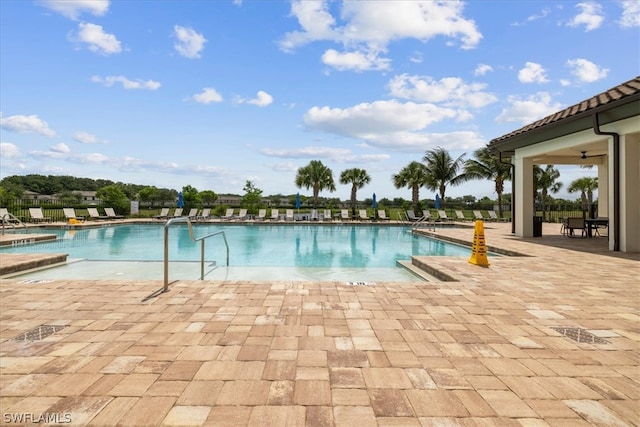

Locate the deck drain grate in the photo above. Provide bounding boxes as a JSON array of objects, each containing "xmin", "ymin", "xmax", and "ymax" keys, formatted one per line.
[
  {"xmin": 345, "ymin": 281, "xmax": 376, "ymax": 287},
  {"xmin": 551, "ymin": 327, "xmax": 609, "ymax": 344},
  {"xmin": 12, "ymin": 325, "xmax": 67, "ymax": 341}
]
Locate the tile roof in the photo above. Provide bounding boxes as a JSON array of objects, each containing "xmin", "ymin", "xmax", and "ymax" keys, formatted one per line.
[{"xmin": 490, "ymin": 76, "xmax": 640, "ymax": 145}]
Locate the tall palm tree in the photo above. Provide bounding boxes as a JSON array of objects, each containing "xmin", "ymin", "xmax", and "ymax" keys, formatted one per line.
[
  {"xmin": 294, "ymin": 160, "xmax": 336, "ymax": 208},
  {"xmin": 534, "ymin": 165, "xmax": 562, "ymax": 221},
  {"xmin": 568, "ymin": 176, "xmax": 598, "ymax": 218},
  {"xmin": 340, "ymin": 168, "xmax": 371, "ymax": 217},
  {"xmin": 422, "ymin": 147, "xmax": 468, "ymax": 209},
  {"xmin": 464, "ymin": 146, "xmax": 512, "ymax": 218},
  {"xmin": 392, "ymin": 161, "xmax": 429, "ymax": 213}
]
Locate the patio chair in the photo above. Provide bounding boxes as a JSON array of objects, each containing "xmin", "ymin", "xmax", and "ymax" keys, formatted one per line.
[
  {"xmin": 235, "ymin": 209, "xmax": 248, "ymax": 220},
  {"xmin": 154, "ymin": 208, "xmax": 170, "ymax": 220},
  {"xmin": 454, "ymin": 210, "xmax": 468, "ymax": 221},
  {"xmin": 340, "ymin": 209, "xmax": 350, "ymax": 221},
  {"xmin": 310, "ymin": 209, "xmax": 319, "ymax": 221},
  {"xmin": 29, "ymin": 207, "xmax": 52, "ymax": 223},
  {"xmin": 566, "ymin": 217, "xmax": 587, "ymax": 237},
  {"xmin": 285, "ymin": 209, "xmax": 295, "ymax": 221},
  {"xmin": 487, "ymin": 210, "xmax": 508, "ymax": 222},
  {"xmin": 437, "ymin": 210, "xmax": 452, "ymax": 222},
  {"xmin": 270, "ymin": 209, "xmax": 280, "ymax": 221},
  {"xmin": 378, "ymin": 210, "xmax": 390, "ymax": 221},
  {"xmin": 221, "ymin": 208, "xmax": 235, "ymax": 220},
  {"xmin": 406, "ymin": 210, "xmax": 424, "ymax": 221},
  {"xmin": 187, "ymin": 208, "xmax": 199, "ymax": 219},
  {"xmin": 196, "ymin": 208, "xmax": 212, "ymax": 222},
  {"xmin": 172, "ymin": 208, "xmax": 184, "ymax": 218},
  {"xmin": 323, "ymin": 209, "xmax": 333, "ymax": 221},
  {"xmin": 63, "ymin": 208, "xmax": 85, "ymax": 222},
  {"xmin": 473, "ymin": 210, "xmax": 488, "ymax": 221},
  {"xmin": 0, "ymin": 208, "xmax": 21, "ymax": 224},
  {"xmin": 359, "ymin": 209, "xmax": 370, "ymax": 221},
  {"xmin": 87, "ymin": 207, "xmax": 109, "ymax": 220},
  {"xmin": 255, "ymin": 209, "xmax": 267, "ymax": 221},
  {"xmin": 104, "ymin": 208, "xmax": 124, "ymax": 220}
]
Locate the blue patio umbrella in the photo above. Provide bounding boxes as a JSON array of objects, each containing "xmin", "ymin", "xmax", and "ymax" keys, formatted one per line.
[
  {"xmin": 435, "ymin": 194, "xmax": 440, "ymax": 209},
  {"xmin": 372, "ymin": 193, "xmax": 377, "ymax": 209},
  {"xmin": 177, "ymin": 192, "xmax": 184, "ymax": 208},
  {"xmin": 295, "ymin": 193, "xmax": 301, "ymax": 209}
]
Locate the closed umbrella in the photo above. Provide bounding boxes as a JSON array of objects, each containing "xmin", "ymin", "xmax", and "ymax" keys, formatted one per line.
[
  {"xmin": 435, "ymin": 194, "xmax": 440, "ymax": 209},
  {"xmin": 295, "ymin": 193, "xmax": 301, "ymax": 218},
  {"xmin": 177, "ymin": 192, "xmax": 185, "ymax": 208},
  {"xmin": 372, "ymin": 193, "xmax": 377, "ymax": 220}
]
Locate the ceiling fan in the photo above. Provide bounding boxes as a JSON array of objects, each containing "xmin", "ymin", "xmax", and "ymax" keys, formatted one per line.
[{"xmin": 581, "ymin": 151, "xmax": 587, "ymax": 159}]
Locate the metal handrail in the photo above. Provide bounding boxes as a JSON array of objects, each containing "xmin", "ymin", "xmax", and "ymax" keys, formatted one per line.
[
  {"xmin": 411, "ymin": 215, "xmax": 436, "ymax": 232},
  {"xmin": 1, "ymin": 213, "xmax": 28, "ymax": 235},
  {"xmin": 163, "ymin": 217, "xmax": 229, "ymax": 292}
]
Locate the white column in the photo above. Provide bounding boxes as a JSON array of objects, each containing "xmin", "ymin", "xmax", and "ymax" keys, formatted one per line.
[
  {"xmin": 514, "ymin": 154, "xmax": 534, "ymax": 237},
  {"xmin": 597, "ymin": 160, "xmax": 608, "ymax": 218}
]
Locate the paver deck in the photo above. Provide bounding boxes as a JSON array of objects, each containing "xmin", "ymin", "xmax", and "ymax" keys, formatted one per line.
[{"xmin": 0, "ymin": 222, "xmax": 638, "ymax": 426}]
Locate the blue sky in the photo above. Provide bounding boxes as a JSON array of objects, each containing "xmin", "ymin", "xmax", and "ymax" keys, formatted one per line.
[{"xmin": 1, "ymin": 1, "xmax": 638, "ymax": 202}]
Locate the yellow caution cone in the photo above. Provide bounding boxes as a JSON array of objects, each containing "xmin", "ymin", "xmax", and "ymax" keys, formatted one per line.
[{"xmin": 469, "ymin": 220, "xmax": 490, "ymax": 267}]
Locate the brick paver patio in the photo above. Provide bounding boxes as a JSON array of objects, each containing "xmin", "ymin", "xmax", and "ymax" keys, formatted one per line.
[{"xmin": 1, "ymin": 222, "xmax": 638, "ymax": 426}]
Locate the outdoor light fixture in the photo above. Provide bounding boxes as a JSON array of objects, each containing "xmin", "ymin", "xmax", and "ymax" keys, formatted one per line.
[{"xmin": 581, "ymin": 151, "xmax": 587, "ymax": 159}]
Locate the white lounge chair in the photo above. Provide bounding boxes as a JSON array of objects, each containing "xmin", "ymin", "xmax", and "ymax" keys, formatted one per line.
[
  {"xmin": 378, "ymin": 210, "xmax": 390, "ymax": 221},
  {"xmin": 406, "ymin": 210, "xmax": 423, "ymax": 221},
  {"xmin": 487, "ymin": 210, "xmax": 508, "ymax": 222},
  {"xmin": 172, "ymin": 208, "xmax": 184, "ymax": 218},
  {"xmin": 104, "ymin": 207, "xmax": 124, "ymax": 220},
  {"xmin": 437, "ymin": 210, "xmax": 452, "ymax": 222},
  {"xmin": 472, "ymin": 210, "xmax": 487, "ymax": 221},
  {"xmin": 29, "ymin": 207, "xmax": 52, "ymax": 223},
  {"xmin": 340, "ymin": 209, "xmax": 350, "ymax": 221},
  {"xmin": 187, "ymin": 208, "xmax": 199, "ymax": 219},
  {"xmin": 285, "ymin": 209, "xmax": 294, "ymax": 221},
  {"xmin": 87, "ymin": 207, "xmax": 109, "ymax": 220},
  {"xmin": 359, "ymin": 209, "xmax": 370, "ymax": 221},
  {"xmin": 454, "ymin": 210, "xmax": 468, "ymax": 221},
  {"xmin": 221, "ymin": 208, "xmax": 235, "ymax": 220},
  {"xmin": 270, "ymin": 209, "xmax": 280, "ymax": 221},
  {"xmin": 323, "ymin": 209, "xmax": 332, "ymax": 221},
  {"xmin": 63, "ymin": 208, "xmax": 85, "ymax": 222},
  {"xmin": 235, "ymin": 209, "xmax": 248, "ymax": 220},
  {"xmin": 0, "ymin": 208, "xmax": 21, "ymax": 224},
  {"xmin": 310, "ymin": 209, "xmax": 319, "ymax": 221},
  {"xmin": 154, "ymin": 208, "xmax": 170, "ymax": 220},
  {"xmin": 256, "ymin": 209, "xmax": 267, "ymax": 220},
  {"xmin": 196, "ymin": 208, "xmax": 211, "ymax": 221}
]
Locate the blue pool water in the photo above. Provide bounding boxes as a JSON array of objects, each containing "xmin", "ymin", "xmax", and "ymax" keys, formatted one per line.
[{"xmin": 3, "ymin": 224, "xmax": 472, "ymax": 282}]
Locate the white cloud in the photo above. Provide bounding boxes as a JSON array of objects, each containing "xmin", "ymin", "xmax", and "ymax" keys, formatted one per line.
[
  {"xmin": 511, "ymin": 7, "xmax": 551, "ymax": 26},
  {"xmin": 73, "ymin": 131, "xmax": 107, "ymax": 144},
  {"xmin": 620, "ymin": 1, "xmax": 640, "ymax": 27},
  {"xmin": 567, "ymin": 2, "xmax": 604, "ymax": 31},
  {"xmin": 0, "ymin": 114, "xmax": 56, "ymax": 137},
  {"xmin": 280, "ymin": 1, "xmax": 481, "ymax": 71},
  {"xmin": 51, "ymin": 143, "xmax": 70, "ymax": 154},
  {"xmin": 496, "ymin": 92, "xmax": 563, "ymax": 124},
  {"xmin": 38, "ymin": 0, "xmax": 109, "ymax": 20},
  {"xmin": 191, "ymin": 87, "xmax": 224, "ymax": 104},
  {"xmin": 268, "ymin": 161, "xmax": 297, "ymax": 172},
  {"xmin": 518, "ymin": 62, "xmax": 549, "ymax": 84},
  {"xmin": 566, "ymin": 58, "xmax": 609, "ymax": 82},
  {"xmin": 474, "ymin": 64, "xmax": 493, "ymax": 76},
  {"xmin": 237, "ymin": 91, "xmax": 273, "ymax": 107},
  {"xmin": 321, "ymin": 48, "xmax": 390, "ymax": 72},
  {"xmin": 0, "ymin": 142, "xmax": 20, "ymax": 158},
  {"xmin": 91, "ymin": 75, "xmax": 161, "ymax": 90},
  {"xmin": 388, "ymin": 75, "xmax": 497, "ymax": 108},
  {"xmin": 173, "ymin": 25, "xmax": 207, "ymax": 59},
  {"xmin": 73, "ymin": 23, "xmax": 122, "ymax": 55}
]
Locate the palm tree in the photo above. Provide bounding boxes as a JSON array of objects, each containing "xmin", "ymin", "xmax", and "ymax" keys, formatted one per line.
[
  {"xmin": 422, "ymin": 147, "xmax": 468, "ymax": 209},
  {"xmin": 464, "ymin": 146, "xmax": 512, "ymax": 219},
  {"xmin": 392, "ymin": 161, "xmax": 429, "ymax": 213},
  {"xmin": 294, "ymin": 160, "xmax": 336, "ymax": 208},
  {"xmin": 534, "ymin": 165, "xmax": 562, "ymax": 221},
  {"xmin": 568, "ymin": 176, "xmax": 598, "ymax": 218},
  {"xmin": 340, "ymin": 168, "xmax": 371, "ymax": 217}
]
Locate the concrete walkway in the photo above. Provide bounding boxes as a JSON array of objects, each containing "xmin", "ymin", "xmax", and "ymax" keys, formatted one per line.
[{"xmin": 0, "ymin": 222, "xmax": 638, "ymax": 426}]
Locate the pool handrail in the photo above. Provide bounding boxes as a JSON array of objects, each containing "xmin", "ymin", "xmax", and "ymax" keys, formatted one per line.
[
  {"xmin": 1, "ymin": 212, "xmax": 28, "ymax": 235},
  {"xmin": 163, "ymin": 217, "xmax": 229, "ymax": 292}
]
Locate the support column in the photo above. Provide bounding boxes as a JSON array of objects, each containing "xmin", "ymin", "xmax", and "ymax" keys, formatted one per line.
[
  {"xmin": 514, "ymin": 154, "xmax": 534, "ymax": 237},
  {"xmin": 618, "ymin": 134, "xmax": 640, "ymax": 252},
  {"xmin": 597, "ymin": 160, "xmax": 608, "ymax": 218}
]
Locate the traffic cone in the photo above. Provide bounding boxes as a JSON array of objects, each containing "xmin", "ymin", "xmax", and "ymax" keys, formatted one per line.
[{"xmin": 469, "ymin": 220, "xmax": 490, "ymax": 267}]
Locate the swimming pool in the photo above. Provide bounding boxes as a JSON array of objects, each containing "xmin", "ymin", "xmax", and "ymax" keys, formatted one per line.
[{"xmin": 3, "ymin": 224, "xmax": 472, "ymax": 282}]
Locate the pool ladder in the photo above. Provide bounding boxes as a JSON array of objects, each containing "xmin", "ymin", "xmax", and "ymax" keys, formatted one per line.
[
  {"xmin": 163, "ymin": 217, "xmax": 229, "ymax": 292},
  {"xmin": 1, "ymin": 213, "xmax": 28, "ymax": 235}
]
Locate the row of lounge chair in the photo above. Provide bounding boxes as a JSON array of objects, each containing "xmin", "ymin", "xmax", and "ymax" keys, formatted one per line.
[
  {"xmin": 406, "ymin": 209, "xmax": 510, "ymax": 222},
  {"xmin": 153, "ymin": 208, "xmax": 392, "ymax": 222},
  {"xmin": 0, "ymin": 207, "xmax": 124, "ymax": 224}
]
